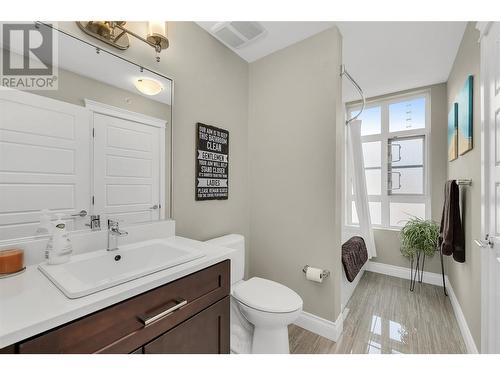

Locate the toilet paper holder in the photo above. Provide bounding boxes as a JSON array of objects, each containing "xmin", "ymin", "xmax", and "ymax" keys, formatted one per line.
[{"xmin": 302, "ymin": 265, "xmax": 330, "ymax": 280}]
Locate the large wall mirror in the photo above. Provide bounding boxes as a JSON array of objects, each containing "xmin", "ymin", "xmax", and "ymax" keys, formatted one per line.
[{"xmin": 0, "ymin": 22, "xmax": 173, "ymax": 241}]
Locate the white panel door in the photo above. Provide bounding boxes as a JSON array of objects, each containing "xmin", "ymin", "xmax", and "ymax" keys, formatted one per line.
[
  {"xmin": 0, "ymin": 89, "xmax": 91, "ymax": 239},
  {"xmin": 93, "ymin": 113, "xmax": 161, "ymax": 225},
  {"xmin": 481, "ymin": 22, "xmax": 500, "ymax": 353}
]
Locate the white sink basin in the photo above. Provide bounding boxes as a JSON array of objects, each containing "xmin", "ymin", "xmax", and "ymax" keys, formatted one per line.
[{"xmin": 38, "ymin": 239, "xmax": 205, "ymax": 298}]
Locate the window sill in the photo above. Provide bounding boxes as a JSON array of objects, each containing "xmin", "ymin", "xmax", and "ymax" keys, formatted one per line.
[
  {"xmin": 344, "ymin": 224, "xmax": 401, "ymax": 233},
  {"xmin": 373, "ymin": 227, "xmax": 401, "ymax": 233}
]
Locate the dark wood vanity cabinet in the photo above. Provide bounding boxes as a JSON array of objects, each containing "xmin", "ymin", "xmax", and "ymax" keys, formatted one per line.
[
  {"xmin": 12, "ymin": 260, "xmax": 230, "ymax": 354},
  {"xmin": 144, "ymin": 297, "xmax": 229, "ymax": 354}
]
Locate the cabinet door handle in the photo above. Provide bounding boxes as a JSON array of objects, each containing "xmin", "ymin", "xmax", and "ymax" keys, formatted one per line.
[{"xmin": 139, "ymin": 298, "xmax": 187, "ymax": 326}]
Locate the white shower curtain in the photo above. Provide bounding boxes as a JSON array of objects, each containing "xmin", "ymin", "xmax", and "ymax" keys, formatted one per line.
[{"xmin": 346, "ymin": 119, "xmax": 377, "ymax": 258}]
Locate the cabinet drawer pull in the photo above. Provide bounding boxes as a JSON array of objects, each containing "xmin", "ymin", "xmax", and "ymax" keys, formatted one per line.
[{"xmin": 139, "ymin": 298, "xmax": 187, "ymax": 326}]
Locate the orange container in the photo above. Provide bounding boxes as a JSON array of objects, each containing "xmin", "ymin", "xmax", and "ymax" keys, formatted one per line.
[{"xmin": 0, "ymin": 249, "xmax": 24, "ymax": 274}]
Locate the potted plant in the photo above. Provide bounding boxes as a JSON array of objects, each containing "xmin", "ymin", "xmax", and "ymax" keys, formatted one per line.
[{"xmin": 400, "ymin": 217, "xmax": 440, "ymax": 291}]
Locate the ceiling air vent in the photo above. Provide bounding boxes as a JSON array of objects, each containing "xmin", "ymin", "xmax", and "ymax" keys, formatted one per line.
[{"xmin": 211, "ymin": 22, "xmax": 266, "ymax": 49}]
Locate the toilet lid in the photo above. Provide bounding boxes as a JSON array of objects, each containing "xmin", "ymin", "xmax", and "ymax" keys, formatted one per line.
[{"xmin": 232, "ymin": 277, "xmax": 303, "ymax": 313}]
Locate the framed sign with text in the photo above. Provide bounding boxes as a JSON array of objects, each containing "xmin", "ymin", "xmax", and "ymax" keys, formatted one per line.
[{"xmin": 195, "ymin": 122, "xmax": 229, "ymax": 200}]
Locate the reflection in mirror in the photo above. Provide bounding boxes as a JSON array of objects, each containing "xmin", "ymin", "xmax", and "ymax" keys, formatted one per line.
[{"xmin": 0, "ymin": 22, "xmax": 173, "ymax": 242}]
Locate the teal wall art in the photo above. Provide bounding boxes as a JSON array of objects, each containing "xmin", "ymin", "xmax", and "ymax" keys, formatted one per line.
[
  {"xmin": 448, "ymin": 102, "xmax": 458, "ymax": 161},
  {"xmin": 457, "ymin": 75, "xmax": 473, "ymax": 155}
]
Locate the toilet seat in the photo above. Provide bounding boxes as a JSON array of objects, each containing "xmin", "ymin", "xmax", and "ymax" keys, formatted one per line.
[{"xmin": 232, "ymin": 277, "xmax": 302, "ymax": 313}]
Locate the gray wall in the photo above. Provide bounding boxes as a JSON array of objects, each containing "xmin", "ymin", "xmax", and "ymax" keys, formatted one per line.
[
  {"xmin": 161, "ymin": 23, "xmax": 250, "ymax": 245},
  {"xmin": 248, "ymin": 27, "xmax": 343, "ymax": 321},
  {"xmin": 356, "ymin": 83, "xmax": 448, "ymax": 274},
  {"xmin": 446, "ymin": 21, "xmax": 481, "ymax": 349},
  {"xmin": 58, "ymin": 22, "xmax": 251, "ymax": 254}
]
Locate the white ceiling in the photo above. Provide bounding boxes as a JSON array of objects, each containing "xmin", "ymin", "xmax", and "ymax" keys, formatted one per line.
[
  {"xmin": 197, "ymin": 21, "xmax": 467, "ymax": 102},
  {"xmin": 337, "ymin": 22, "xmax": 467, "ymax": 102},
  {"xmin": 196, "ymin": 21, "xmax": 335, "ymax": 62}
]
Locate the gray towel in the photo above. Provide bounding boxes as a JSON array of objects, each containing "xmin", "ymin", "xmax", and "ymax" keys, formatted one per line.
[{"xmin": 342, "ymin": 236, "xmax": 368, "ymax": 282}]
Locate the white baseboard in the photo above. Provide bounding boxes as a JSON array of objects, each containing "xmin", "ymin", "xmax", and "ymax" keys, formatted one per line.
[
  {"xmin": 366, "ymin": 260, "xmax": 444, "ymax": 286},
  {"xmin": 342, "ymin": 307, "xmax": 350, "ymax": 322},
  {"xmin": 365, "ymin": 260, "xmax": 479, "ymax": 354},
  {"xmin": 445, "ymin": 276, "xmax": 479, "ymax": 354},
  {"xmin": 295, "ymin": 310, "xmax": 343, "ymax": 342},
  {"xmin": 342, "ymin": 265, "xmax": 366, "ymax": 309}
]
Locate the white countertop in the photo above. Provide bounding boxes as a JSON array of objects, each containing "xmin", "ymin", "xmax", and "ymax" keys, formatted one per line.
[{"xmin": 0, "ymin": 236, "xmax": 235, "ymax": 348}]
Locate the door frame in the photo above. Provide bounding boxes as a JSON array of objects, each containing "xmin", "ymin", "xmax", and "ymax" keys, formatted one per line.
[
  {"xmin": 477, "ymin": 21, "xmax": 495, "ymax": 354},
  {"xmin": 85, "ymin": 99, "xmax": 167, "ymax": 221}
]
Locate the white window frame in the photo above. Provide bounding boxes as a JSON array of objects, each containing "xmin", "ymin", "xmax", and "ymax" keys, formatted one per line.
[{"xmin": 345, "ymin": 89, "xmax": 431, "ymax": 230}]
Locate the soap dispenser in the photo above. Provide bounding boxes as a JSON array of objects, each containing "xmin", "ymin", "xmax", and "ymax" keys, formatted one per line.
[{"xmin": 45, "ymin": 214, "xmax": 73, "ymax": 265}]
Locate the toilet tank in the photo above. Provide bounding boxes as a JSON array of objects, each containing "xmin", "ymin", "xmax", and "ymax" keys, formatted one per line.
[{"xmin": 205, "ymin": 234, "xmax": 245, "ymax": 285}]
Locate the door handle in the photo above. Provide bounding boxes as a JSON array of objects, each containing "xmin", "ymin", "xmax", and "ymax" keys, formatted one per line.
[
  {"xmin": 474, "ymin": 238, "xmax": 494, "ymax": 248},
  {"xmin": 71, "ymin": 209, "xmax": 88, "ymax": 218},
  {"xmin": 139, "ymin": 298, "xmax": 187, "ymax": 326},
  {"xmin": 149, "ymin": 204, "xmax": 159, "ymax": 210}
]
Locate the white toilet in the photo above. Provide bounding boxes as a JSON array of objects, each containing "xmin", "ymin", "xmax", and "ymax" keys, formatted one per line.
[{"xmin": 206, "ymin": 234, "xmax": 303, "ymax": 354}]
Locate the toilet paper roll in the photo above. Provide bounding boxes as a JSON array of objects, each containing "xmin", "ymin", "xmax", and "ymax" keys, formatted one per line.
[{"xmin": 305, "ymin": 266, "xmax": 323, "ymax": 283}]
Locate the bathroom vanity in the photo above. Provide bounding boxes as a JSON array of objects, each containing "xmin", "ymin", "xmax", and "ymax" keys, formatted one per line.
[
  {"xmin": 0, "ymin": 257, "xmax": 231, "ymax": 354},
  {"xmin": 0, "ymin": 222, "xmax": 236, "ymax": 354},
  {"xmin": 11, "ymin": 261, "xmax": 229, "ymax": 354}
]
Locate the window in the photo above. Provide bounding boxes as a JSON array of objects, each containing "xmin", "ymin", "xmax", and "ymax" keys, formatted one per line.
[{"xmin": 346, "ymin": 92, "xmax": 430, "ymax": 229}]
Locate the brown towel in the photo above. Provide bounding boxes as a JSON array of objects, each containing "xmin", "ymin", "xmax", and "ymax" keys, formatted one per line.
[
  {"xmin": 438, "ymin": 180, "xmax": 465, "ymax": 263},
  {"xmin": 342, "ymin": 236, "xmax": 368, "ymax": 282}
]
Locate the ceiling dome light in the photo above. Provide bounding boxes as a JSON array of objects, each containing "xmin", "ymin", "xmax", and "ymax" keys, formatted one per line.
[{"xmin": 134, "ymin": 78, "xmax": 163, "ymax": 96}]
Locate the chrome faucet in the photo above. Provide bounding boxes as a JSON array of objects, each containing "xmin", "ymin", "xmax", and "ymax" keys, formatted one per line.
[
  {"xmin": 107, "ymin": 219, "xmax": 128, "ymax": 251},
  {"xmin": 86, "ymin": 215, "xmax": 101, "ymax": 231}
]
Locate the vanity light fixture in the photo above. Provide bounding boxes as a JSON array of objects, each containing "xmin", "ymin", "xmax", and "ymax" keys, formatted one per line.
[
  {"xmin": 134, "ymin": 78, "xmax": 164, "ymax": 96},
  {"xmin": 76, "ymin": 21, "xmax": 169, "ymax": 62}
]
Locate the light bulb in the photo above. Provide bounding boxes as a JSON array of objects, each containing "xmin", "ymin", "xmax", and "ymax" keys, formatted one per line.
[{"xmin": 148, "ymin": 21, "xmax": 166, "ymax": 38}]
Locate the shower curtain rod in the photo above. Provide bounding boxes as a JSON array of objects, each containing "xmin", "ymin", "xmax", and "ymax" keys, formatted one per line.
[{"xmin": 341, "ymin": 64, "xmax": 366, "ymax": 126}]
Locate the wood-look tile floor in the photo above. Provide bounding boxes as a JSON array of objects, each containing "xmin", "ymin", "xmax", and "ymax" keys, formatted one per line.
[{"xmin": 289, "ymin": 271, "xmax": 466, "ymax": 354}]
